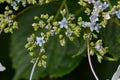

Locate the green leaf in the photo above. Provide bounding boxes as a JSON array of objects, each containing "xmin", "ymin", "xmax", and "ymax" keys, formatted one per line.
[
  {"xmin": 10, "ymin": 1, "xmax": 86, "ymax": 80},
  {"xmin": 102, "ymin": 20, "xmax": 120, "ymax": 59}
]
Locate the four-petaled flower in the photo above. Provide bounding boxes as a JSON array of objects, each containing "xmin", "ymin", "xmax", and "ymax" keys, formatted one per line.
[
  {"xmin": 59, "ymin": 18, "xmax": 68, "ymax": 28},
  {"xmin": 36, "ymin": 37, "xmax": 45, "ymax": 46}
]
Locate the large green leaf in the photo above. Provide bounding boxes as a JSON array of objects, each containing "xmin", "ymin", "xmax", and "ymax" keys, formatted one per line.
[
  {"xmin": 10, "ymin": 1, "xmax": 86, "ymax": 80},
  {"xmin": 102, "ymin": 20, "xmax": 120, "ymax": 59}
]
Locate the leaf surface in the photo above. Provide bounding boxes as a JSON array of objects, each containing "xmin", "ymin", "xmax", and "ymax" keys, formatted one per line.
[{"xmin": 10, "ymin": 1, "xmax": 86, "ymax": 80}]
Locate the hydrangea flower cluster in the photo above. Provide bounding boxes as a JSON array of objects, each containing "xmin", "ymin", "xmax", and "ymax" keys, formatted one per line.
[
  {"xmin": 1, "ymin": 0, "xmax": 120, "ymax": 80},
  {"xmin": 0, "ymin": 6, "xmax": 18, "ymax": 33},
  {"xmin": 0, "ymin": 0, "xmax": 55, "ymax": 34},
  {"xmin": 81, "ymin": 0, "xmax": 110, "ymax": 33},
  {"xmin": 90, "ymin": 40, "xmax": 108, "ymax": 63},
  {"xmin": 25, "ymin": 10, "xmax": 81, "ymax": 68},
  {"xmin": 78, "ymin": 0, "xmax": 120, "ymax": 79},
  {"xmin": 24, "ymin": 1, "xmax": 120, "ymax": 79}
]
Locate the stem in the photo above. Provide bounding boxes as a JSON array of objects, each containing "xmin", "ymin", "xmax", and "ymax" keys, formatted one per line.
[
  {"xmin": 87, "ymin": 39, "xmax": 99, "ymax": 80},
  {"xmin": 29, "ymin": 57, "xmax": 39, "ymax": 80},
  {"xmin": 65, "ymin": 4, "xmax": 69, "ymax": 17},
  {"xmin": 53, "ymin": 0, "xmax": 67, "ymax": 21}
]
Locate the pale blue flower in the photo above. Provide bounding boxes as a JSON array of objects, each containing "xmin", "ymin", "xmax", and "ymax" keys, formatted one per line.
[
  {"xmin": 59, "ymin": 18, "xmax": 68, "ymax": 28},
  {"xmin": 102, "ymin": 2, "xmax": 109, "ymax": 10},
  {"xmin": 90, "ymin": 15, "xmax": 99, "ymax": 22},
  {"xmin": 82, "ymin": 21, "xmax": 89, "ymax": 28},
  {"xmin": 116, "ymin": 10, "xmax": 120, "ymax": 19},
  {"xmin": 11, "ymin": 1, "xmax": 17, "ymax": 8},
  {"xmin": 36, "ymin": 37, "xmax": 45, "ymax": 46},
  {"xmin": 92, "ymin": 9, "xmax": 99, "ymax": 16},
  {"xmin": 94, "ymin": 24, "xmax": 101, "ymax": 33},
  {"xmin": 82, "ymin": 21, "xmax": 95, "ymax": 28},
  {"xmin": 94, "ymin": 1, "xmax": 101, "ymax": 9},
  {"xmin": 65, "ymin": 30, "xmax": 72, "ymax": 36}
]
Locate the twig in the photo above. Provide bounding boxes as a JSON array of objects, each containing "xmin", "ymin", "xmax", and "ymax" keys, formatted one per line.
[
  {"xmin": 87, "ymin": 39, "xmax": 99, "ymax": 80},
  {"xmin": 29, "ymin": 57, "xmax": 39, "ymax": 80}
]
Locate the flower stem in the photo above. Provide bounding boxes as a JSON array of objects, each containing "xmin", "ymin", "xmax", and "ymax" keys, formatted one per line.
[
  {"xmin": 53, "ymin": 0, "xmax": 67, "ymax": 21},
  {"xmin": 29, "ymin": 57, "xmax": 39, "ymax": 80},
  {"xmin": 87, "ymin": 39, "xmax": 99, "ymax": 80}
]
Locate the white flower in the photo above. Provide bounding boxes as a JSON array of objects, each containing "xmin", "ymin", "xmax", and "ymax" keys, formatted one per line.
[
  {"xmin": 11, "ymin": 1, "xmax": 17, "ymax": 8},
  {"xmin": 95, "ymin": 44, "xmax": 102, "ymax": 51},
  {"xmin": 0, "ymin": 62, "xmax": 6, "ymax": 71},
  {"xmin": 36, "ymin": 37, "xmax": 45, "ymax": 46},
  {"xmin": 65, "ymin": 30, "xmax": 72, "ymax": 36},
  {"xmin": 112, "ymin": 64, "xmax": 120, "ymax": 80},
  {"xmin": 59, "ymin": 18, "xmax": 68, "ymax": 28},
  {"xmin": 103, "ymin": 12, "xmax": 110, "ymax": 20}
]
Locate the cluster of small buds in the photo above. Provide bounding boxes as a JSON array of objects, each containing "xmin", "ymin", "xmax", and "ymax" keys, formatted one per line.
[
  {"xmin": 58, "ymin": 15, "xmax": 81, "ymax": 45},
  {"xmin": 10, "ymin": 0, "xmax": 37, "ymax": 10},
  {"xmin": 25, "ymin": 33, "xmax": 47, "ymax": 67},
  {"xmin": 0, "ymin": 6, "xmax": 18, "ymax": 33},
  {"xmin": 0, "ymin": 0, "xmax": 55, "ymax": 34},
  {"xmin": 26, "ymin": 9, "xmax": 82, "ymax": 67},
  {"xmin": 32, "ymin": 10, "xmax": 81, "ymax": 46},
  {"xmin": 38, "ymin": 55, "xmax": 47, "ymax": 68},
  {"xmin": 78, "ymin": 0, "xmax": 120, "ymax": 63},
  {"xmin": 109, "ymin": 1, "xmax": 120, "ymax": 19},
  {"xmin": 0, "ymin": 0, "xmax": 54, "ymax": 11},
  {"xmin": 90, "ymin": 40, "xmax": 108, "ymax": 63},
  {"xmin": 25, "ymin": 34, "xmax": 37, "ymax": 55},
  {"xmin": 80, "ymin": 0, "xmax": 110, "ymax": 33},
  {"xmin": 31, "ymin": 54, "xmax": 47, "ymax": 68}
]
